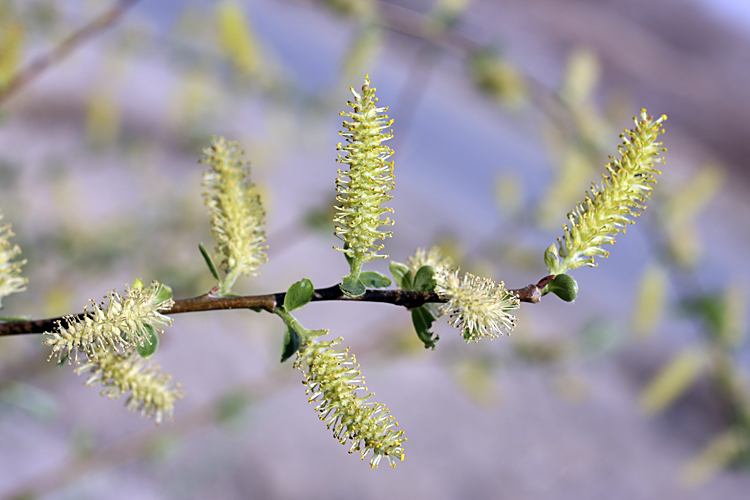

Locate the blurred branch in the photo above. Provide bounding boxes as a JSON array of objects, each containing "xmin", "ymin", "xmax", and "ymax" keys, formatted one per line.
[
  {"xmin": 0, "ymin": 277, "xmax": 555, "ymax": 337},
  {"xmin": 287, "ymin": 0, "xmax": 572, "ymax": 126},
  {"xmin": 0, "ymin": 0, "xmax": 140, "ymax": 107},
  {"xmin": 391, "ymin": 44, "xmax": 438, "ymax": 152}
]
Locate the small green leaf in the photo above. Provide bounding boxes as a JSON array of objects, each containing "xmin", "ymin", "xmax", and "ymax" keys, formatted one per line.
[
  {"xmin": 137, "ymin": 324, "xmax": 160, "ymax": 359},
  {"xmin": 284, "ymin": 278, "xmax": 314, "ymax": 311},
  {"xmin": 412, "ymin": 306, "xmax": 439, "ymax": 349},
  {"xmin": 153, "ymin": 283, "xmax": 173, "ymax": 307},
  {"xmin": 546, "ymin": 274, "xmax": 578, "ymax": 302},
  {"xmin": 544, "ymin": 244, "xmax": 559, "ymax": 274},
  {"xmin": 199, "ymin": 243, "xmax": 221, "ymax": 282},
  {"xmin": 340, "ymin": 276, "xmax": 366, "ymax": 297},
  {"xmin": 390, "ymin": 261, "xmax": 413, "ymax": 290},
  {"xmin": 132, "ymin": 278, "xmax": 145, "ymax": 290},
  {"xmin": 359, "ymin": 271, "xmax": 391, "ymax": 288},
  {"xmin": 280, "ymin": 325, "xmax": 301, "ymax": 363},
  {"xmin": 680, "ymin": 295, "xmax": 725, "ymax": 338},
  {"xmin": 57, "ymin": 351, "xmax": 69, "ymax": 366},
  {"xmin": 248, "ymin": 307, "xmax": 262, "ymax": 313},
  {"xmin": 414, "ymin": 265, "xmax": 436, "ymax": 291}
]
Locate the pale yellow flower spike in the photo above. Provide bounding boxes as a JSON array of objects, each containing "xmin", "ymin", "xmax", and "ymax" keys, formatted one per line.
[
  {"xmin": 545, "ymin": 110, "xmax": 667, "ymax": 275},
  {"xmin": 44, "ymin": 282, "xmax": 174, "ymax": 364},
  {"xmin": 0, "ymin": 210, "xmax": 27, "ymax": 307},
  {"xmin": 76, "ymin": 346, "xmax": 183, "ymax": 424},
  {"xmin": 334, "ymin": 75, "xmax": 396, "ymax": 289},
  {"xmin": 295, "ymin": 336, "xmax": 406, "ymax": 468},
  {"xmin": 202, "ymin": 137, "xmax": 267, "ymax": 287}
]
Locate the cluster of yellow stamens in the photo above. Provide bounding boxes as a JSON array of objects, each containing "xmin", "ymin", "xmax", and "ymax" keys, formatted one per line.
[{"xmin": 435, "ymin": 268, "xmax": 520, "ymax": 342}]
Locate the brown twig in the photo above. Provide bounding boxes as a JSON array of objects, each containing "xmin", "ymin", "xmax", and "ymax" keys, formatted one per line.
[
  {"xmin": 0, "ymin": 0, "xmax": 140, "ymax": 107},
  {"xmin": 0, "ymin": 277, "xmax": 555, "ymax": 337}
]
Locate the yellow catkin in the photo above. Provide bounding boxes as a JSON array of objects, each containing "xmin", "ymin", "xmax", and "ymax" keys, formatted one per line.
[
  {"xmin": 76, "ymin": 346, "xmax": 183, "ymax": 424},
  {"xmin": 202, "ymin": 137, "xmax": 267, "ymax": 277},
  {"xmin": 547, "ymin": 110, "xmax": 667, "ymax": 274},
  {"xmin": 295, "ymin": 336, "xmax": 406, "ymax": 468},
  {"xmin": 334, "ymin": 75, "xmax": 395, "ymax": 277}
]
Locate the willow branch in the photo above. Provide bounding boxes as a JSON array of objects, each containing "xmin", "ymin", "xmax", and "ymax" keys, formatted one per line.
[
  {"xmin": 0, "ymin": 277, "xmax": 554, "ymax": 337},
  {"xmin": 0, "ymin": 0, "xmax": 140, "ymax": 107}
]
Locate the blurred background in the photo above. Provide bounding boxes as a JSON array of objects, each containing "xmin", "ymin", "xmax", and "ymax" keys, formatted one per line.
[{"xmin": 1, "ymin": 0, "xmax": 749, "ymax": 498}]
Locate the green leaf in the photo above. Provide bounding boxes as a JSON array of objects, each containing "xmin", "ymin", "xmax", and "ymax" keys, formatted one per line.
[
  {"xmin": 340, "ymin": 276, "xmax": 366, "ymax": 297},
  {"xmin": 137, "ymin": 324, "xmax": 160, "ymax": 359},
  {"xmin": 546, "ymin": 274, "xmax": 578, "ymax": 302},
  {"xmin": 414, "ymin": 265, "xmax": 436, "ymax": 291},
  {"xmin": 154, "ymin": 284, "xmax": 173, "ymax": 307},
  {"xmin": 389, "ymin": 261, "xmax": 413, "ymax": 290},
  {"xmin": 284, "ymin": 278, "xmax": 314, "ymax": 312},
  {"xmin": 199, "ymin": 243, "xmax": 221, "ymax": 282},
  {"xmin": 56, "ymin": 351, "xmax": 69, "ymax": 366},
  {"xmin": 412, "ymin": 306, "xmax": 439, "ymax": 349},
  {"xmin": 132, "ymin": 278, "xmax": 145, "ymax": 290},
  {"xmin": 280, "ymin": 325, "xmax": 301, "ymax": 363},
  {"xmin": 359, "ymin": 271, "xmax": 391, "ymax": 288},
  {"xmin": 680, "ymin": 295, "xmax": 727, "ymax": 339}
]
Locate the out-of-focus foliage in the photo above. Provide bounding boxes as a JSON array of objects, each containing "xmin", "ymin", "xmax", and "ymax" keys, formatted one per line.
[
  {"xmin": 216, "ymin": 0, "xmax": 261, "ymax": 78},
  {"xmin": 468, "ymin": 48, "xmax": 527, "ymax": 109},
  {"xmin": 0, "ymin": 18, "xmax": 24, "ymax": 89},
  {"xmin": 631, "ymin": 264, "xmax": 669, "ymax": 337}
]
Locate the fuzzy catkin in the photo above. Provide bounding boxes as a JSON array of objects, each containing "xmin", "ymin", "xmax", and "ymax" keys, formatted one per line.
[
  {"xmin": 202, "ymin": 137, "xmax": 267, "ymax": 277},
  {"xmin": 44, "ymin": 284, "xmax": 173, "ymax": 364},
  {"xmin": 334, "ymin": 75, "xmax": 395, "ymax": 271},
  {"xmin": 435, "ymin": 268, "xmax": 520, "ymax": 342},
  {"xmin": 76, "ymin": 346, "xmax": 183, "ymax": 424},
  {"xmin": 0, "ymin": 212, "xmax": 27, "ymax": 306},
  {"xmin": 547, "ymin": 110, "xmax": 667, "ymax": 274},
  {"xmin": 295, "ymin": 336, "xmax": 406, "ymax": 468}
]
